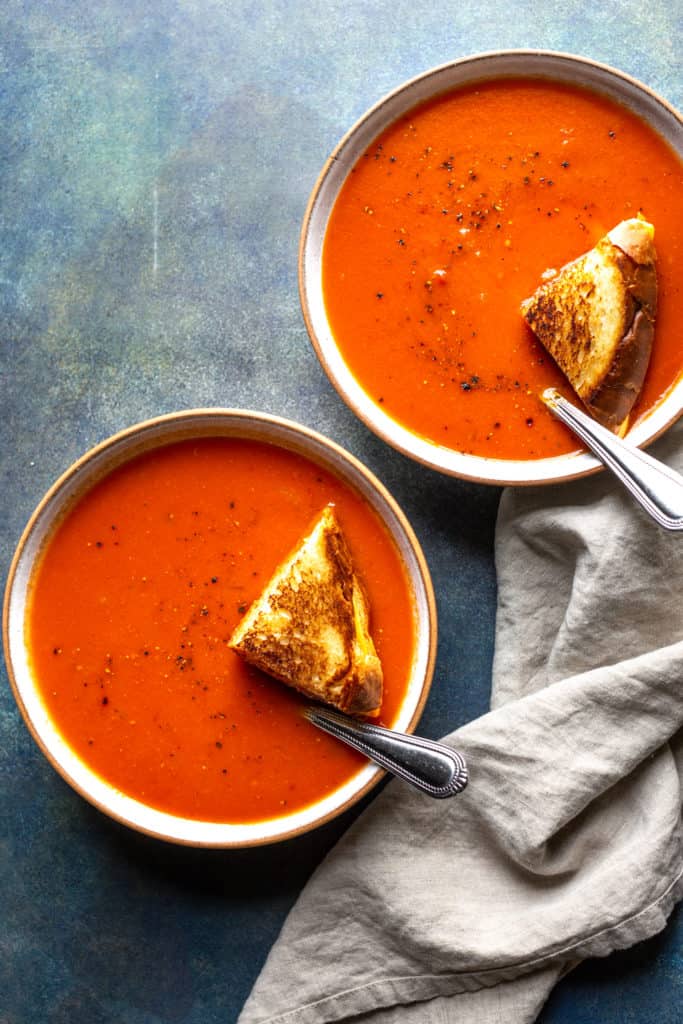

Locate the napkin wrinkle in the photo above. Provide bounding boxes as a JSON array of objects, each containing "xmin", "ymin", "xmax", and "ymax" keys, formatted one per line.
[
  {"xmin": 522, "ymin": 751, "xmax": 679, "ymax": 879},
  {"xmin": 457, "ymin": 642, "xmax": 683, "ymax": 868},
  {"xmin": 340, "ymin": 963, "xmax": 570, "ymax": 1024},
  {"xmin": 492, "ymin": 469, "xmax": 683, "ymax": 706}
]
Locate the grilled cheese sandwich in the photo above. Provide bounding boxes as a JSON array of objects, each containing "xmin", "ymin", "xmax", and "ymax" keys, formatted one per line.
[
  {"xmin": 521, "ymin": 217, "xmax": 657, "ymax": 431},
  {"xmin": 228, "ymin": 506, "xmax": 383, "ymax": 716}
]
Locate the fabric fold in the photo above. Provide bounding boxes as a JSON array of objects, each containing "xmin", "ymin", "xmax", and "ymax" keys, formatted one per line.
[{"xmin": 239, "ymin": 421, "xmax": 683, "ymax": 1024}]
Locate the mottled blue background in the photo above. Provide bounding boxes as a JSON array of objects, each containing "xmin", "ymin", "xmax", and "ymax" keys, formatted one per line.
[{"xmin": 1, "ymin": 2, "xmax": 680, "ymax": 1022}]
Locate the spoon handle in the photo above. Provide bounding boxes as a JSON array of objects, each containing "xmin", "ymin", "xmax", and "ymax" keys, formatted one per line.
[
  {"xmin": 303, "ymin": 706, "xmax": 468, "ymax": 798},
  {"xmin": 542, "ymin": 389, "xmax": 683, "ymax": 532}
]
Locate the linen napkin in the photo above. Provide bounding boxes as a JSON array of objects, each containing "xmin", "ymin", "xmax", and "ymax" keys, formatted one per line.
[{"xmin": 238, "ymin": 419, "xmax": 683, "ymax": 1024}]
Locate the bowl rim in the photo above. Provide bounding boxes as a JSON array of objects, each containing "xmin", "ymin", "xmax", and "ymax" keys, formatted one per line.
[
  {"xmin": 299, "ymin": 48, "xmax": 683, "ymax": 486},
  {"xmin": 3, "ymin": 407, "xmax": 437, "ymax": 848}
]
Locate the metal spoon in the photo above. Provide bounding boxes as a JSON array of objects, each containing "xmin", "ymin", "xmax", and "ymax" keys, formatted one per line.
[
  {"xmin": 542, "ymin": 388, "xmax": 683, "ymax": 532},
  {"xmin": 303, "ymin": 705, "xmax": 468, "ymax": 798}
]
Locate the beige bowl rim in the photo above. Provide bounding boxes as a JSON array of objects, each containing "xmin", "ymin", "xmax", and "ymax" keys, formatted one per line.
[
  {"xmin": 299, "ymin": 49, "xmax": 683, "ymax": 486},
  {"xmin": 3, "ymin": 408, "xmax": 437, "ymax": 847}
]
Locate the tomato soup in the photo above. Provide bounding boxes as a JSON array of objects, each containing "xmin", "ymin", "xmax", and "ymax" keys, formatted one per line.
[
  {"xmin": 322, "ymin": 78, "xmax": 683, "ymax": 459},
  {"xmin": 27, "ymin": 438, "xmax": 416, "ymax": 823}
]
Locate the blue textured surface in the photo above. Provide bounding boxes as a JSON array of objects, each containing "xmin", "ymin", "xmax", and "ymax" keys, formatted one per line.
[{"xmin": 1, "ymin": 2, "xmax": 680, "ymax": 1022}]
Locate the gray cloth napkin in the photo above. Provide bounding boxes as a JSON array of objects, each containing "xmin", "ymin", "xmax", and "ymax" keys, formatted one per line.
[{"xmin": 239, "ymin": 420, "xmax": 683, "ymax": 1024}]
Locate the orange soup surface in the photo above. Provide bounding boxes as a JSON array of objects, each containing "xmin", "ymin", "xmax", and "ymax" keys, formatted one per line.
[
  {"xmin": 322, "ymin": 78, "xmax": 683, "ymax": 459},
  {"xmin": 28, "ymin": 438, "xmax": 416, "ymax": 823}
]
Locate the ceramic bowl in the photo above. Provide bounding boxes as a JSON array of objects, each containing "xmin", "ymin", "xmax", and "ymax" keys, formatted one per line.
[
  {"xmin": 3, "ymin": 409, "xmax": 436, "ymax": 847},
  {"xmin": 299, "ymin": 50, "xmax": 683, "ymax": 485}
]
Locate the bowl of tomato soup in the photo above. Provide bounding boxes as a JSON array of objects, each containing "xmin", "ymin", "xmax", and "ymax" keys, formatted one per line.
[
  {"xmin": 3, "ymin": 410, "xmax": 436, "ymax": 847},
  {"xmin": 300, "ymin": 51, "xmax": 683, "ymax": 484}
]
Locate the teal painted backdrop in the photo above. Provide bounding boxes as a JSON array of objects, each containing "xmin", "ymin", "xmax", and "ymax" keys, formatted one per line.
[{"xmin": 1, "ymin": 2, "xmax": 680, "ymax": 1021}]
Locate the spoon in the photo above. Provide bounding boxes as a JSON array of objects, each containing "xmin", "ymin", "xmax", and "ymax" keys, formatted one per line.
[
  {"xmin": 542, "ymin": 388, "xmax": 683, "ymax": 532},
  {"xmin": 303, "ymin": 705, "xmax": 468, "ymax": 798}
]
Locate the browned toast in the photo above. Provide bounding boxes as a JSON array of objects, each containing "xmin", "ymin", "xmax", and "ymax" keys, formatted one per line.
[
  {"xmin": 228, "ymin": 506, "xmax": 383, "ymax": 716},
  {"xmin": 520, "ymin": 217, "xmax": 657, "ymax": 431}
]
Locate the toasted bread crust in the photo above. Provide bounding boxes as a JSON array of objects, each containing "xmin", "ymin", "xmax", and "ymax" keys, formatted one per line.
[
  {"xmin": 521, "ymin": 218, "xmax": 657, "ymax": 430},
  {"xmin": 228, "ymin": 507, "xmax": 383, "ymax": 716}
]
